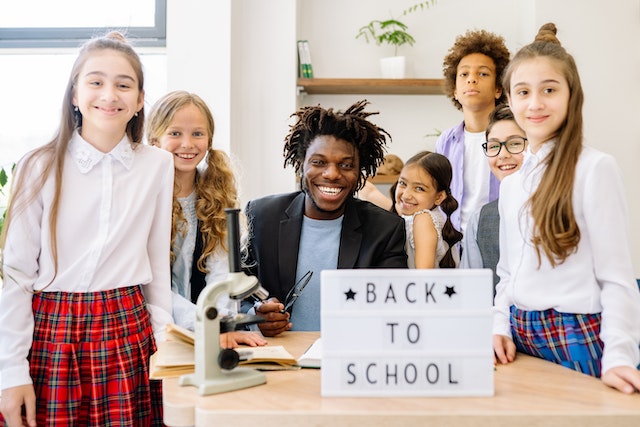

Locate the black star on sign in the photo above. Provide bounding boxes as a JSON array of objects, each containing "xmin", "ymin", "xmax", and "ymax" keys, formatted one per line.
[
  {"xmin": 444, "ymin": 286, "xmax": 456, "ymax": 298},
  {"xmin": 344, "ymin": 288, "xmax": 357, "ymax": 300}
]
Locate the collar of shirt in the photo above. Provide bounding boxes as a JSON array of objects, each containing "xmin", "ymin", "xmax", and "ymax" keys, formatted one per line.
[
  {"xmin": 521, "ymin": 139, "xmax": 556, "ymax": 175},
  {"xmin": 68, "ymin": 130, "xmax": 134, "ymax": 174}
]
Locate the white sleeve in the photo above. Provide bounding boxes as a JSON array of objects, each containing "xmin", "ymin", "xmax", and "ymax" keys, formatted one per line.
[
  {"xmin": 141, "ymin": 154, "xmax": 175, "ymax": 343},
  {"xmin": 171, "ymin": 291, "xmax": 196, "ymax": 331},
  {"xmin": 492, "ymin": 193, "xmax": 513, "ymax": 338},
  {"xmin": 460, "ymin": 209, "xmax": 482, "ymax": 269},
  {"xmin": 582, "ymin": 154, "xmax": 640, "ymax": 373},
  {"xmin": 0, "ymin": 158, "xmax": 42, "ymax": 389}
]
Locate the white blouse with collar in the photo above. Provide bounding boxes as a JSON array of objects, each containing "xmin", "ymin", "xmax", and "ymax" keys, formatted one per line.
[
  {"xmin": 494, "ymin": 142, "xmax": 640, "ymax": 375},
  {"xmin": 0, "ymin": 131, "xmax": 175, "ymax": 389}
]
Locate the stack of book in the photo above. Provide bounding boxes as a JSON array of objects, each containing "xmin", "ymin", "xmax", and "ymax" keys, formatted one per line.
[
  {"xmin": 150, "ymin": 323, "xmax": 300, "ymax": 379},
  {"xmin": 297, "ymin": 40, "xmax": 314, "ymax": 78}
]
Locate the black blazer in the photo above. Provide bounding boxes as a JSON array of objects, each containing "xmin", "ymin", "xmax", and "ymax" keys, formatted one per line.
[{"xmin": 243, "ymin": 191, "xmax": 408, "ymax": 303}]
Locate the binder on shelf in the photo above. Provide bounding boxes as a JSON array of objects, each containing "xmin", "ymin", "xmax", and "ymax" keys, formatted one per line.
[{"xmin": 297, "ymin": 40, "xmax": 314, "ymax": 78}]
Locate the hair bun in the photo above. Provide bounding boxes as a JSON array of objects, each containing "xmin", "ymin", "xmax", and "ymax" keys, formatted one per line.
[
  {"xmin": 535, "ymin": 22, "xmax": 559, "ymax": 44},
  {"xmin": 104, "ymin": 30, "xmax": 127, "ymax": 43}
]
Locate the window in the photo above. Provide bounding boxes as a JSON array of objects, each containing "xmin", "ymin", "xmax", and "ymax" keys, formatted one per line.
[
  {"xmin": 0, "ymin": 0, "xmax": 168, "ymax": 168},
  {"xmin": 0, "ymin": 0, "xmax": 166, "ymax": 47}
]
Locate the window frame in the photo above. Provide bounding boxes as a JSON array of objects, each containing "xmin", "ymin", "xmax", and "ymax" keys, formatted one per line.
[{"xmin": 0, "ymin": 0, "xmax": 166, "ymax": 48}]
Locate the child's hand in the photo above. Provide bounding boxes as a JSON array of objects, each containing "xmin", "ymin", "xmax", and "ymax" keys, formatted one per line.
[
  {"xmin": 602, "ymin": 366, "xmax": 640, "ymax": 394},
  {"xmin": 493, "ymin": 334, "xmax": 516, "ymax": 364},
  {"xmin": 0, "ymin": 384, "xmax": 37, "ymax": 427},
  {"xmin": 220, "ymin": 331, "xmax": 267, "ymax": 348}
]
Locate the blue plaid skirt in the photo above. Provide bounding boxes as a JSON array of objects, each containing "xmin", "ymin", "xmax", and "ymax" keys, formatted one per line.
[{"xmin": 510, "ymin": 305, "xmax": 604, "ymax": 377}]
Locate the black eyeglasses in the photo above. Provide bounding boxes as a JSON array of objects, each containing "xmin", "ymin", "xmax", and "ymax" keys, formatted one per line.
[
  {"xmin": 281, "ymin": 270, "xmax": 313, "ymax": 313},
  {"xmin": 482, "ymin": 137, "xmax": 527, "ymax": 157}
]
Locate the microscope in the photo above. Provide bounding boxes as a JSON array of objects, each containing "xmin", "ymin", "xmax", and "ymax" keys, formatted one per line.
[{"xmin": 179, "ymin": 208, "xmax": 268, "ymax": 395}]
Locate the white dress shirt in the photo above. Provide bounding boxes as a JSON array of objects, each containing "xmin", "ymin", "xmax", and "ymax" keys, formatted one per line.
[
  {"xmin": 493, "ymin": 142, "xmax": 640, "ymax": 375},
  {"xmin": 0, "ymin": 131, "xmax": 175, "ymax": 389}
]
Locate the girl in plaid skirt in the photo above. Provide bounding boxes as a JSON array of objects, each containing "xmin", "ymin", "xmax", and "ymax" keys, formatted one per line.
[
  {"xmin": 492, "ymin": 23, "xmax": 640, "ymax": 394},
  {"xmin": 0, "ymin": 32, "xmax": 174, "ymax": 425}
]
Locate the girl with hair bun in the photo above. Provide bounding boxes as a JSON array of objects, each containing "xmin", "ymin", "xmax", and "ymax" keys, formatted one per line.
[{"xmin": 493, "ymin": 23, "xmax": 640, "ymax": 394}]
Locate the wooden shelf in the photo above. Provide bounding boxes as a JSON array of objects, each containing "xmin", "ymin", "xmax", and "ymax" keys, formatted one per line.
[
  {"xmin": 297, "ymin": 78, "xmax": 445, "ymax": 95},
  {"xmin": 369, "ymin": 174, "xmax": 399, "ymax": 184}
]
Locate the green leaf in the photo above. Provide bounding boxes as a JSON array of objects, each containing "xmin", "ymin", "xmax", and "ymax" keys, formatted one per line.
[
  {"xmin": 355, "ymin": 0, "xmax": 437, "ymax": 51},
  {"xmin": 0, "ymin": 168, "xmax": 7, "ymax": 187}
]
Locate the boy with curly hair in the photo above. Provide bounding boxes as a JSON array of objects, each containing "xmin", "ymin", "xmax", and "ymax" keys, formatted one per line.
[
  {"xmin": 436, "ymin": 29, "xmax": 510, "ymax": 234},
  {"xmin": 242, "ymin": 100, "xmax": 408, "ymax": 336}
]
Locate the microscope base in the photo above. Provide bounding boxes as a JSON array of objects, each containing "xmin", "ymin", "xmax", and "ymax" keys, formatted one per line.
[{"xmin": 179, "ymin": 367, "xmax": 266, "ymax": 396}]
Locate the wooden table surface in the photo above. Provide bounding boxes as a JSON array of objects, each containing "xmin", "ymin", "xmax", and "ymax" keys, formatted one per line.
[{"xmin": 163, "ymin": 331, "xmax": 640, "ymax": 427}]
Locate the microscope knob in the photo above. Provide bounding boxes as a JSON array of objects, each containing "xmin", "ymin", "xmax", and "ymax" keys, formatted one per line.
[
  {"xmin": 205, "ymin": 307, "xmax": 218, "ymax": 320},
  {"xmin": 218, "ymin": 348, "xmax": 240, "ymax": 370}
]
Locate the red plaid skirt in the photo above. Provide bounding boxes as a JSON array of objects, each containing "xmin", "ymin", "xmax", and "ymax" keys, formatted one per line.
[{"xmin": 1, "ymin": 286, "xmax": 164, "ymax": 427}]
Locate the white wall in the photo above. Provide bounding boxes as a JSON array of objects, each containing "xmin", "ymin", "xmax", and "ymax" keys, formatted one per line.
[
  {"xmin": 296, "ymin": 0, "xmax": 528, "ymax": 161},
  {"xmin": 230, "ymin": 0, "xmax": 298, "ymax": 204},
  {"xmin": 166, "ymin": 0, "xmax": 297, "ymax": 205},
  {"xmin": 167, "ymin": 0, "xmax": 640, "ymax": 275}
]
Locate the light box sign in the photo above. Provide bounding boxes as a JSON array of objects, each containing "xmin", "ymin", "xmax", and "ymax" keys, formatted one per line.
[{"xmin": 320, "ymin": 269, "xmax": 494, "ymax": 397}]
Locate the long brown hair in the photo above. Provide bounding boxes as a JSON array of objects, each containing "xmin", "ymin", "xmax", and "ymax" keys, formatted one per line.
[
  {"xmin": 146, "ymin": 90, "xmax": 239, "ymax": 273},
  {"xmin": 503, "ymin": 23, "xmax": 583, "ymax": 266},
  {"xmin": 0, "ymin": 31, "xmax": 144, "ymax": 284}
]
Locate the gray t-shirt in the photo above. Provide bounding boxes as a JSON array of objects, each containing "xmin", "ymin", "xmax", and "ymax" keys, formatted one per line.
[{"xmin": 289, "ymin": 215, "xmax": 343, "ymax": 331}]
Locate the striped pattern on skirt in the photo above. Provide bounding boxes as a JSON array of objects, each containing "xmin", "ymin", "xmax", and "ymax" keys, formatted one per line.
[{"xmin": 510, "ymin": 305, "xmax": 603, "ymax": 377}]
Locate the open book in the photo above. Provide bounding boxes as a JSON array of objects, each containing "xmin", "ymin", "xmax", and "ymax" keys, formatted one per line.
[
  {"xmin": 150, "ymin": 323, "xmax": 299, "ymax": 379},
  {"xmin": 296, "ymin": 337, "xmax": 321, "ymax": 369}
]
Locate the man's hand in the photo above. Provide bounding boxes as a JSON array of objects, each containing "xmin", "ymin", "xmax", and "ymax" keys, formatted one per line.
[{"xmin": 254, "ymin": 298, "xmax": 292, "ymax": 337}]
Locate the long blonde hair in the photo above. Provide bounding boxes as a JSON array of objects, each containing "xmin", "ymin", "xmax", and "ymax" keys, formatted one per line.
[
  {"xmin": 503, "ymin": 23, "xmax": 583, "ymax": 266},
  {"xmin": 146, "ymin": 91, "xmax": 239, "ymax": 273},
  {"xmin": 0, "ymin": 31, "xmax": 145, "ymax": 283}
]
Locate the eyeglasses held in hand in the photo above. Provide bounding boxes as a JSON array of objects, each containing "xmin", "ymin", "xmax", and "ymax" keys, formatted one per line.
[
  {"xmin": 282, "ymin": 270, "xmax": 313, "ymax": 313},
  {"xmin": 482, "ymin": 137, "xmax": 527, "ymax": 157}
]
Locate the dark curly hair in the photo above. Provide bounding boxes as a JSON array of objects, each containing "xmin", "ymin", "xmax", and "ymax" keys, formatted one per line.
[
  {"xmin": 442, "ymin": 29, "xmax": 511, "ymax": 111},
  {"xmin": 282, "ymin": 100, "xmax": 390, "ymax": 192}
]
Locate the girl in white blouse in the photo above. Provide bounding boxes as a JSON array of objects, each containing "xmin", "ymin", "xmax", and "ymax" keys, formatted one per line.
[
  {"xmin": 0, "ymin": 32, "xmax": 173, "ymax": 425},
  {"xmin": 492, "ymin": 23, "xmax": 640, "ymax": 394},
  {"xmin": 146, "ymin": 90, "xmax": 266, "ymax": 348}
]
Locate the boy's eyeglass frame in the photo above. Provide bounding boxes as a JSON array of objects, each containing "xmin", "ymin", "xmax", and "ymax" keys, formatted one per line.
[{"xmin": 482, "ymin": 137, "xmax": 527, "ymax": 157}]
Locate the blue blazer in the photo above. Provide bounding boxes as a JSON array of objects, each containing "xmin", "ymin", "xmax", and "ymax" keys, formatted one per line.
[{"xmin": 243, "ymin": 191, "xmax": 408, "ymax": 303}]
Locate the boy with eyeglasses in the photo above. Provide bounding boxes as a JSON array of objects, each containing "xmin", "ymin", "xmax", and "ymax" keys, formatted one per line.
[{"xmin": 460, "ymin": 104, "xmax": 526, "ymax": 293}]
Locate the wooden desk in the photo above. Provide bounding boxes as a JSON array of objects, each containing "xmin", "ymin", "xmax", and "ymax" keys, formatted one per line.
[{"xmin": 163, "ymin": 332, "xmax": 640, "ymax": 427}]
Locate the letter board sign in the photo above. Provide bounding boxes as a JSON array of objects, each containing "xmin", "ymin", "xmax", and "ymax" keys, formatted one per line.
[{"xmin": 320, "ymin": 269, "xmax": 494, "ymax": 397}]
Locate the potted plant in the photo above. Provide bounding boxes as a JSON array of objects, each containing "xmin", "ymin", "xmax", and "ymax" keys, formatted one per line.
[
  {"xmin": 355, "ymin": 1, "xmax": 437, "ymax": 78},
  {"xmin": 0, "ymin": 163, "xmax": 14, "ymax": 236}
]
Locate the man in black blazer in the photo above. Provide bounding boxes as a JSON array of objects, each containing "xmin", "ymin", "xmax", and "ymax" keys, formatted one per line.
[{"xmin": 243, "ymin": 100, "xmax": 407, "ymax": 336}]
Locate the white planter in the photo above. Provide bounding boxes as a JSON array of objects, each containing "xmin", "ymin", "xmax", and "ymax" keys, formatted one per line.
[{"xmin": 379, "ymin": 56, "xmax": 406, "ymax": 79}]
